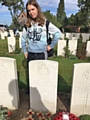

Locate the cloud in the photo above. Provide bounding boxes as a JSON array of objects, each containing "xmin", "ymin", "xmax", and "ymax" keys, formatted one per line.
[
  {"xmin": 18, "ymin": 0, "xmax": 79, "ymax": 15},
  {"xmin": 23, "ymin": 0, "xmax": 59, "ymax": 7},
  {"xmin": 0, "ymin": 0, "xmax": 79, "ymax": 25},
  {"xmin": 0, "ymin": 4, "xmax": 12, "ymax": 25},
  {"xmin": 35, "ymin": 0, "xmax": 79, "ymax": 16},
  {"xmin": 37, "ymin": 0, "xmax": 59, "ymax": 7},
  {"xmin": 0, "ymin": 4, "xmax": 9, "ymax": 12},
  {"xmin": 23, "ymin": 0, "xmax": 60, "ymax": 15},
  {"xmin": 0, "ymin": 0, "xmax": 79, "ymax": 14},
  {"xmin": 64, "ymin": 0, "xmax": 79, "ymax": 14},
  {"xmin": 2, "ymin": 14, "xmax": 11, "ymax": 17}
]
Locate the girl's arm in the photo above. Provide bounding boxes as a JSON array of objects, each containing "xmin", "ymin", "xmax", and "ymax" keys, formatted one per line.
[{"xmin": 48, "ymin": 22, "xmax": 62, "ymax": 49}]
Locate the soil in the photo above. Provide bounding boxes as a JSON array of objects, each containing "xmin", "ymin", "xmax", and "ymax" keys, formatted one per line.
[{"xmin": 6, "ymin": 89, "xmax": 70, "ymax": 120}]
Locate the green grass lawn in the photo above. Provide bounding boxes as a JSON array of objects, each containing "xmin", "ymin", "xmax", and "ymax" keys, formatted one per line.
[{"xmin": 0, "ymin": 38, "xmax": 90, "ymax": 93}]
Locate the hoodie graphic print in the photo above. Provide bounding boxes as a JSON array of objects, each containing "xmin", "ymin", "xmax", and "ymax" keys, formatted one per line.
[
  {"xmin": 27, "ymin": 24, "xmax": 42, "ymax": 42},
  {"xmin": 21, "ymin": 21, "xmax": 61, "ymax": 54}
]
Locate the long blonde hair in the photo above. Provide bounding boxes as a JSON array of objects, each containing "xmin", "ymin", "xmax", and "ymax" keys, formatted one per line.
[{"xmin": 25, "ymin": 0, "xmax": 45, "ymax": 27}]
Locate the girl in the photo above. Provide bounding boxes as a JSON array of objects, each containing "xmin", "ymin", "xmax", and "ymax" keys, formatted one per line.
[
  {"xmin": 21, "ymin": 0, "xmax": 61, "ymax": 93},
  {"xmin": 21, "ymin": 0, "xmax": 61, "ymax": 61}
]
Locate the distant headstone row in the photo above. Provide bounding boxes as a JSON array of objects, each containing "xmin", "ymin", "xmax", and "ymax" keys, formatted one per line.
[
  {"xmin": 0, "ymin": 30, "xmax": 22, "ymax": 53},
  {"xmin": 0, "ymin": 31, "xmax": 90, "ymax": 57},
  {"xmin": 57, "ymin": 40, "xmax": 78, "ymax": 56},
  {"xmin": 57, "ymin": 38, "xmax": 90, "ymax": 57}
]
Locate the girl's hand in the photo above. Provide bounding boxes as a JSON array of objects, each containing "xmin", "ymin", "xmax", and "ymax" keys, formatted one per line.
[
  {"xmin": 47, "ymin": 45, "xmax": 51, "ymax": 51},
  {"xmin": 24, "ymin": 53, "xmax": 28, "ymax": 58}
]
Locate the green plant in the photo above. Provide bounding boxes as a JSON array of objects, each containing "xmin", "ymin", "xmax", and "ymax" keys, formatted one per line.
[
  {"xmin": 79, "ymin": 114, "xmax": 90, "ymax": 120},
  {"xmin": 63, "ymin": 46, "xmax": 71, "ymax": 58},
  {"xmin": 78, "ymin": 34, "xmax": 83, "ymax": 43},
  {"xmin": 69, "ymin": 54, "xmax": 78, "ymax": 60},
  {"xmin": 0, "ymin": 105, "xmax": 8, "ymax": 120},
  {"xmin": 14, "ymin": 37, "xmax": 21, "ymax": 54},
  {"xmin": 76, "ymin": 42, "xmax": 87, "ymax": 59}
]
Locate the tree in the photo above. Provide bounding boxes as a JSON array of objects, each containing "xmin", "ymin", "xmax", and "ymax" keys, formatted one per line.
[
  {"xmin": 57, "ymin": 0, "xmax": 66, "ymax": 27},
  {"xmin": 78, "ymin": 0, "xmax": 90, "ymax": 28},
  {"xmin": 43, "ymin": 10, "xmax": 61, "ymax": 28},
  {"xmin": 68, "ymin": 14, "xmax": 76, "ymax": 25},
  {"xmin": 63, "ymin": 16, "xmax": 69, "ymax": 27},
  {"xmin": 0, "ymin": 0, "xmax": 25, "ymax": 27},
  {"xmin": 75, "ymin": 12, "xmax": 84, "ymax": 26}
]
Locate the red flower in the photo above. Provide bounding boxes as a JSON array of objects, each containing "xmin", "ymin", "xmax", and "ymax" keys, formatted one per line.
[
  {"xmin": 26, "ymin": 115, "xmax": 34, "ymax": 120},
  {"xmin": 46, "ymin": 111, "xmax": 52, "ymax": 119},
  {"xmin": 7, "ymin": 111, "xmax": 12, "ymax": 116},
  {"xmin": 27, "ymin": 109, "xmax": 34, "ymax": 115},
  {"xmin": 37, "ymin": 111, "xmax": 44, "ymax": 118}
]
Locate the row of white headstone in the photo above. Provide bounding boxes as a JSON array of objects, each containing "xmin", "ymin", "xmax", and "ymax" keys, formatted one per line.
[
  {"xmin": 0, "ymin": 31, "xmax": 90, "ymax": 57},
  {"xmin": 57, "ymin": 40, "xmax": 78, "ymax": 56},
  {"xmin": 57, "ymin": 40, "xmax": 90, "ymax": 57},
  {"xmin": 0, "ymin": 57, "xmax": 90, "ymax": 117},
  {"xmin": 0, "ymin": 30, "xmax": 90, "ymax": 42},
  {"xmin": 65, "ymin": 33, "xmax": 90, "ymax": 43},
  {"xmin": 0, "ymin": 30, "xmax": 22, "ymax": 53}
]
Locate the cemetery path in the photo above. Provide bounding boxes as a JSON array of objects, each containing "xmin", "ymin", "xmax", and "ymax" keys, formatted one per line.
[{"xmin": 6, "ymin": 89, "xmax": 70, "ymax": 120}]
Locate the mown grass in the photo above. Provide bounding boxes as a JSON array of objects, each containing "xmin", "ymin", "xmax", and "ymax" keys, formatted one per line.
[{"xmin": 0, "ymin": 37, "xmax": 90, "ymax": 93}]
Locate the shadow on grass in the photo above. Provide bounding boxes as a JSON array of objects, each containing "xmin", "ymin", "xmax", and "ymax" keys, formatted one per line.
[
  {"xmin": 58, "ymin": 75, "xmax": 71, "ymax": 93},
  {"xmin": 17, "ymin": 57, "xmax": 29, "ymax": 89},
  {"xmin": 57, "ymin": 75, "xmax": 71, "ymax": 112}
]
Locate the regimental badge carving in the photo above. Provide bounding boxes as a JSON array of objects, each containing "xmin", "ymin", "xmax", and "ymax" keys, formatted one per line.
[
  {"xmin": 83, "ymin": 68, "xmax": 90, "ymax": 82},
  {"xmin": 37, "ymin": 62, "xmax": 49, "ymax": 77}
]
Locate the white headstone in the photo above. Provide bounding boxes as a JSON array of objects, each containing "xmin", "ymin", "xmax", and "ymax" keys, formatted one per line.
[
  {"xmin": 72, "ymin": 37, "xmax": 77, "ymax": 40},
  {"xmin": 66, "ymin": 33, "xmax": 72, "ymax": 40},
  {"xmin": 60, "ymin": 33, "xmax": 65, "ymax": 39},
  {"xmin": 72, "ymin": 33, "xmax": 76, "ymax": 37},
  {"xmin": 19, "ymin": 31, "xmax": 22, "ymax": 48},
  {"xmin": 70, "ymin": 63, "xmax": 90, "ymax": 116},
  {"xmin": 7, "ymin": 36, "xmax": 16, "ymax": 53},
  {"xmin": 1, "ymin": 32, "xmax": 5, "ymax": 40},
  {"xmin": 29, "ymin": 60, "xmax": 58, "ymax": 114},
  {"xmin": 75, "ymin": 33, "xmax": 80, "ymax": 40},
  {"xmin": 82, "ymin": 33, "xmax": 89, "ymax": 42},
  {"xmin": 57, "ymin": 40, "xmax": 66, "ymax": 56},
  {"xmin": 0, "ymin": 57, "xmax": 19, "ymax": 109},
  {"xmin": 4, "ymin": 31, "xmax": 8, "ymax": 37},
  {"xmin": 9, "ymin": 30, "xmax": 14, "ymax": 37},
  {"xmin": 86, "ymin": 41, "xmax": 90, "ymax": 57},
  {"xmin": 68, "ymin": 40, "xmax": 78, "ymax": 55}
]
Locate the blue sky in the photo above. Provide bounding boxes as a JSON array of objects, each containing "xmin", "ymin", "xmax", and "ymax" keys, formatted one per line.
[{"xmin": 0, "ymin": 0, "xmax": 79, "ymax": 26}]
